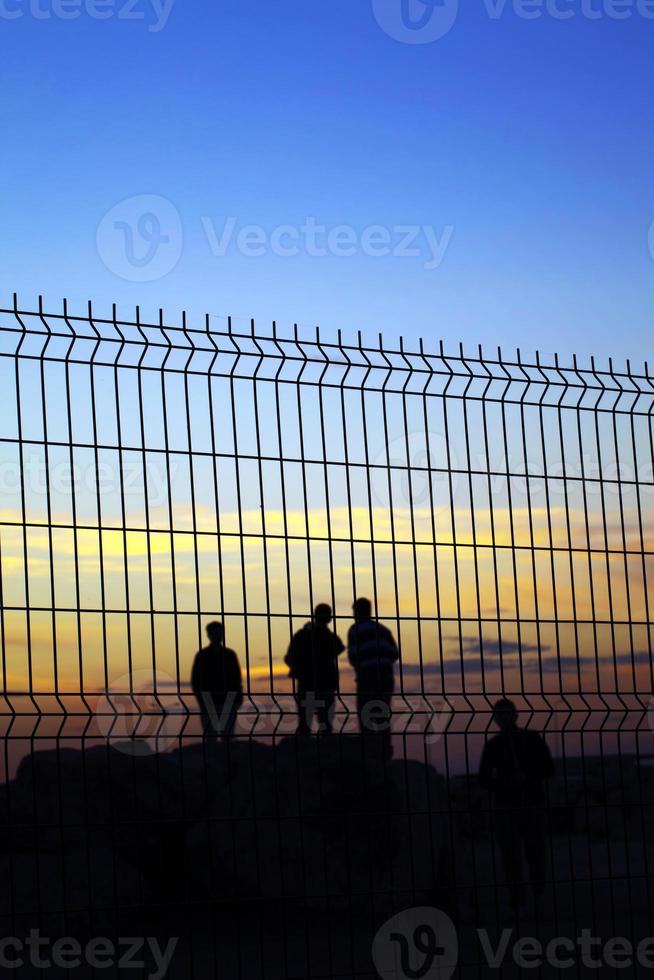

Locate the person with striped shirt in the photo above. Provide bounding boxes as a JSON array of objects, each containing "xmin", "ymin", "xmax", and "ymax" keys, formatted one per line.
[{"xmin": 347, "ymin": 597, "xmax": 399, "ymax": 753}]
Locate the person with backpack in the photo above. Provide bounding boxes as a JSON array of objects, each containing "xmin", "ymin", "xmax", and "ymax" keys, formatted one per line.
[{"xmin": 285, "ymin": 603, "xmax": 345, "ymax": 734}]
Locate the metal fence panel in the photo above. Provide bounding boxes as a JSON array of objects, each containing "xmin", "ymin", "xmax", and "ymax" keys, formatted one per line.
[{"xmin": 0, "ymin": 297, "xmax": 652, "ymax": 978}]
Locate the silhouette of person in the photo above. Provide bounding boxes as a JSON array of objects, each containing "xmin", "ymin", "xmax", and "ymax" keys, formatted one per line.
[
  {"xmin": 285, "ymin": 603, "xmax": 344, "ymax": 734},
  {"xmin": 347, "ymin": 598, "xmax": 399, "ymax": 753},
  {"xmin": 191, "ymin": 622, "xmax": 243, "ymax": 740},
  {"xmin": 479, "ymin": 698, "xmax": 554, "ymax": 912}
]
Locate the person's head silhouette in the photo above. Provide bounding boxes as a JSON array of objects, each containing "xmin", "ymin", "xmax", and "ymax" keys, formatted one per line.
[
  {"xmin": 313, "ymin": 603, "xmax": 332, "ymax": 627},
  {"xmin": 492, "ymin": 698, "xmax": 518, "ymax": 732},
  {"xmin": 353, "ymin": 597, "xmax": 372, "ymax": 622},
  {"xmin": 206, "ymin": 621, "xmax": 225, "ymax": 646}
]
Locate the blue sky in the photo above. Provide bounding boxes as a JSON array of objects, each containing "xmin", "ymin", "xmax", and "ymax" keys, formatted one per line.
[{"xmin": 1, "ymin": 0, "xmax": 653, "ymax": 365}]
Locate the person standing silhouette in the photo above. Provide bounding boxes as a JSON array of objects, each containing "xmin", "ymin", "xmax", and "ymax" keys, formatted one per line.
[
  {"xmin": 285, "ymin": 603, "xmax": 344, "ymax": 734},
  {"xmin": 191, "ymin": 622, "xmax": 243, "ymax": 740},
  {"xmin": 479, "ymin": 698, "xmax": 554, "ymax": 912},
  {"xmin": 347, "ymin": 597, "xmax": 399, "ymax": 754}
]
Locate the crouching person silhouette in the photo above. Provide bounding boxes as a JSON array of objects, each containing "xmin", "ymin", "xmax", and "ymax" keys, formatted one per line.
[
  {"xmin": 479, "ymin": 698, "xmax": 554, "ymax": 915},
  {"xmin": 192, "ymin": 622, "xmax": 243, "ymax": 740},
  {"xmin": 285, "ymin": 603, "xmax": 344, "ymax": 734}
]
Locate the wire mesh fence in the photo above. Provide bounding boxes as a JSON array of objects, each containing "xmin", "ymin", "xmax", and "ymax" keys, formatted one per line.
[{"xmin": 0, "ymin": 296, "xmax": 652, "ymax": 978}]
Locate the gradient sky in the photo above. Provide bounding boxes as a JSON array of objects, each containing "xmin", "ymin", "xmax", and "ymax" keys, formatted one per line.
[
  {"xmin": 1, "ymin": 0, "xmax": 653, "ymax": 365},
  {"xmin": 0, "ymin": 338, "xmax": 651, "ymax": 702}
]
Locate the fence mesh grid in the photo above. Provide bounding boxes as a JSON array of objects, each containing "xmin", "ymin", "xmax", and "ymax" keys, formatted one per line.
[{"xmin": 0, "ymin": 296, "xmax": 652, "ymax": 977}]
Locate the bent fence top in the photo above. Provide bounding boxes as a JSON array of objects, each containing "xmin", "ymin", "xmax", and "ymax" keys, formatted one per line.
[{"xmin": 0, "ymin": 297, "xmax": 652, "ymax": 766}]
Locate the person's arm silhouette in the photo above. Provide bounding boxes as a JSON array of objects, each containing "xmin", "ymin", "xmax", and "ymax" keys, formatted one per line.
[
  {"xmin": 191, "ymin": 650, "xmax": 204, "ymax": 697},
  {"xmin": 284, "ymin": 634, "xmax": 300, "ymax": 678},
  {"xmin": 385, "ymin": 625, "xmax": 400, "ymax": 663},
  {"xmin": 534, "ymin": 733, "xmax": 555, "ymax": 780}
]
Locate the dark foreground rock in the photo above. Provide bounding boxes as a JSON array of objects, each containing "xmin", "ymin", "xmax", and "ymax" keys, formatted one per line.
[{"xmin": 0, "ymin": 735, "xmax": 451, "ymax": 942}]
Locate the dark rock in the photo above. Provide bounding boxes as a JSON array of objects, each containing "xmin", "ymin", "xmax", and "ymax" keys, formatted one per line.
[{"xmin": 3, "ymin": 735, "xmax": 449, "ymax": 935}]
